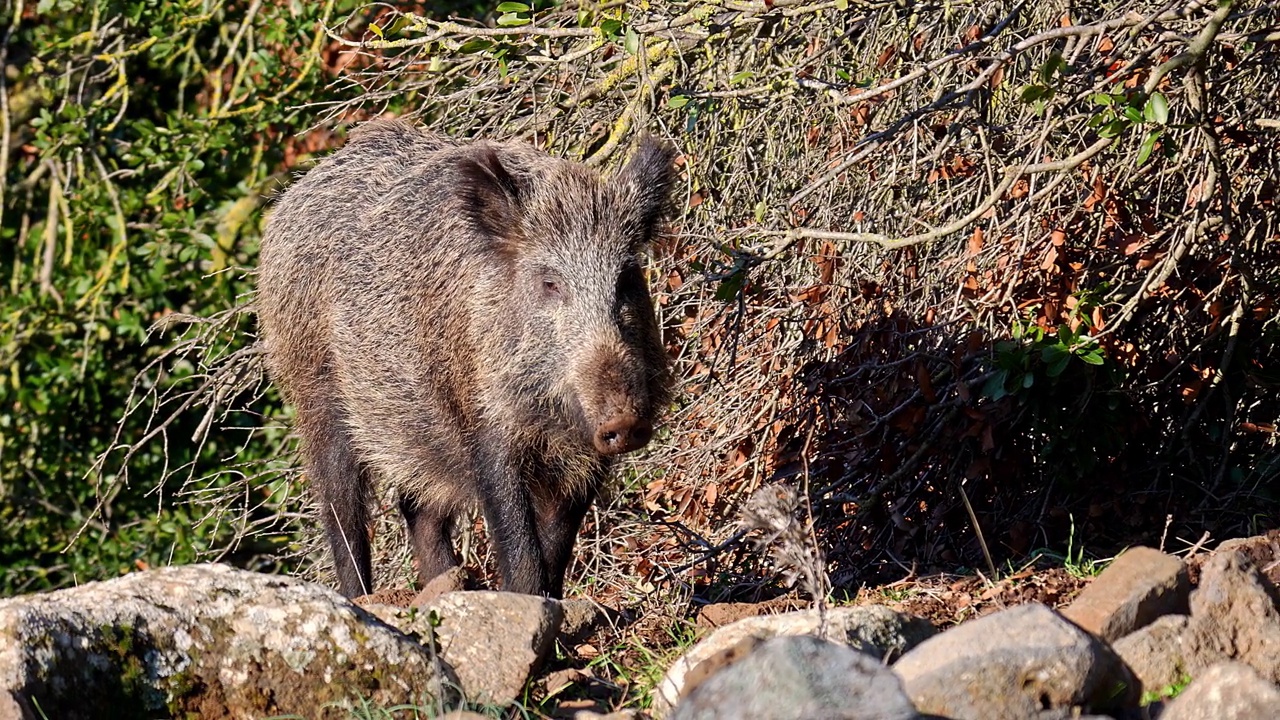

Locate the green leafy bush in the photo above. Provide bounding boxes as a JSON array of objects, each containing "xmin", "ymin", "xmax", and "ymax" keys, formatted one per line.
[{"xmin": 0, "ymin": 0, "xmax": 349, "ymax": 594}]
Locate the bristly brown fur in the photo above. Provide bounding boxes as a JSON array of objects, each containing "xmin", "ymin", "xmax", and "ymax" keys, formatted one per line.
[{"xmin": 256, "ymin": 118, "xmax": 679, "ymax": 598}]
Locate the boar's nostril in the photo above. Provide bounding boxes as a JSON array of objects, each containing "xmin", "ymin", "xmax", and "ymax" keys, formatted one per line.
[
  {"xmin": 594, "ymin": 415, "xmax": 653, "ymax": 455},
  {"xmin": 630, "ymin": 421, "xmax": 653, "ymax": 447}
]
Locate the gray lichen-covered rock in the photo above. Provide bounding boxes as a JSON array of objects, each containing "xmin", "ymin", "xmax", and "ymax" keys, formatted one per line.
[
  {"xmin": 653, "ymin": 605, "xmax": 934, "ymax": 716},
  {"xmin": 655, "ymin": 604, "xmax": 936, "ymax": 712},
  {"xmin": 893, "ymin": 603, "xmax": 1136, "ymax": 720},
  {"xmin": 671, "ymin": 635, "xmax": 922, "ymax": 720},
  {"xmin": 378, "ymin": 590, "xmax": 563, "ymax": 705},
  {"xmin": 1158, "ymin": 662, "xmax": 1280, "ymax": 720},
  {"xmin": 0, "ymin": 564, "xmax": 453, "ymax": 720}
]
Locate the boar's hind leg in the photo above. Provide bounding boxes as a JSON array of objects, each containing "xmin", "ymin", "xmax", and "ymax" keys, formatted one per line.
[
  {"xmin": 399, "ymin": 495, "xmax": 458, "ymax": 586},
  {"xmin": 474, "ymin": 434, "xmax": 549, "ymax": 596},
  {"xmin": 533, "ymin": 491, "xmax": 593, "ymax": 600},
  {"xmin": 301, "ymin": 396, "xmax": 374, "ymax": 598}
]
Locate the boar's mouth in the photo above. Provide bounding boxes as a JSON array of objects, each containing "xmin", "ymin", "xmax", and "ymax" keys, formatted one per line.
[{"xmin": 553, "ymin": 389, "xmax": 654, "ymax": 457}]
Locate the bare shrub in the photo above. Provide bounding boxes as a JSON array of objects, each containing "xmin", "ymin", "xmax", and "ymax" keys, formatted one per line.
[{"xmin": 102, "ymin": 0, "xmax": 1280, "ymax": 598}]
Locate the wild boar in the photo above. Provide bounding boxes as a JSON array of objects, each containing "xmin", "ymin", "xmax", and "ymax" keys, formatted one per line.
[{"xmin": 256, "ymin": 119, "xmax": 677, "ymax": 598}]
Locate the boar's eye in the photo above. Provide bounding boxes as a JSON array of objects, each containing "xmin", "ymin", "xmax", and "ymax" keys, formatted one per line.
[{"xmin": 539, "ymin": 272, "xmax": 563, "ymax": 300}]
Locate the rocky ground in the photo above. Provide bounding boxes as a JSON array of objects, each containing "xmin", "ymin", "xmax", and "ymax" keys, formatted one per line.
[{"xmin": 1, "ymin": 531, "xmax": 1279, "ymax": 719}]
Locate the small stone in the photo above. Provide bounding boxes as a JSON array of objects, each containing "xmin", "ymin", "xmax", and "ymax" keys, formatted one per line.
[
  {"xmin": 411, "ymin": 567, "xmax": 474, "ymax": 607},
  {"xmin": 671, "ymin": 635, "xmax": 921, "ymax": 720},
  {"xmin": 543, "ymin": 667, "xmax": 589, "ymax": 693},
  {"xmin": 893, "ymin": 603, "xmax": 1137, "ymax": 720},
  {"xmin": 1159, "ymin": 662, "xmax": 1280, "ymax": 720},
  {"xmin": 1111, "ymin": 614, "xmax": 1190, "ymax": 693},
  {"xmin": 1060, "ymin": 546, "xmax": 1189, "ymax": 642},
  {"xmin": 559, "ymin": 598, "xmax": 619, "ymax": 645},
  {"xmin": 1, "ymin": 691, "xmax": 26, "ymax": 720},
  {"xmin": 409, "ymin": 591, "xmax": 563, "ymax": 705},
  {"xmin": 653, "ymin": 605, "xmax": 935, "ymax": 716},
  {"xmin": 1183, "ymin": 550, "xmax": 1280, "ymax": 683}
]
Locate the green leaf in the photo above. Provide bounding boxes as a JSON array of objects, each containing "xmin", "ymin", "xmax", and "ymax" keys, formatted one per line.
[
  {"xmin": 1020, "ymin": 84, "xmax": 1049, "ymax": 103},
  {"xmin": 1042, "ymin": 344, "xmax": 1070, "ymax": 363},
  {"xmin": 1098, "ymin": 119, "xmax": 1129, "ymax": 138},
  {"xmin": 714, "ymin": 272, "xmax": 745, "ymax": 301},
  {"xmin": 600, "ymin": 19, "xmax": 623, "ymax": 37},
  {"xmin": 668, "ymin": 94, "xmax": 689, "ymax": 108},
  {"xmin": 730, "ymin": 71, "xmax": 755, "ymax": 85},
  {"xmin": 1022, "ymin": 372, "xmax": 1035, "ymax": 389},
  {"xmin": 754, "ymin": 200, "xmax": 768, "ymax": 223},
  {"xmin": 624, "ymin": 27, "xmax": 639, "ymax": 54},
  {"xmin": 1144, "ymin": 92, "xmax": 1169, "ymax": 124},
  {"xmin": 982, "ymin": 371, "xmax": 1010, "ymax": 401},
  {"xmin": 1123, "ymin": 105, "xmax": 1144, "ymax": 123},
  {"xmin": 368, "ymin": 22, "xmax": 383, "ymax": 38},
  {"xmin": 458, "ymin": 39, "xmax": 494, "ymax": 53},
  {"xmin": 497, "ymin": 13, "xmax": 530, "ymax": 26},
  {"xmin": 1080, "ymin": 350, "xmax": 1105, "ymax": 365},
  {"xmin": 1047, "ymin": 354, "xmax": 1071, "ymax": 378},
  {"xmin": 387, "ymin": 16, "xmax": 413, "ymax": 34},
  {"xmin": 496, "ymin": 1, "xmax": 530, "ymax": 11},
  {"xmin": 835, "ymin": 0, "xmax": 849, "ymax": 8},
  {"xmin": 1039, "ymin": 52, "xmax": 1064, "ymax": 84},
  {"xmin": 1137, "ymin": 130, "xmax": 1161, "ymax": 166},
  {"xmin": 1090, "ymin": 93, "xmax": 1113, "ymax": 106}
]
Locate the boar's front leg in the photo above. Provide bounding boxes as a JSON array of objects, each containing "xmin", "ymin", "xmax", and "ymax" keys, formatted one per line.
[
  {"xmin": 533, "ymin": 490, "xmax": 595, "ymax": 600},
  {"xmin": 473, "ymin": 431, "xmax": 549, "ymax": 595}
]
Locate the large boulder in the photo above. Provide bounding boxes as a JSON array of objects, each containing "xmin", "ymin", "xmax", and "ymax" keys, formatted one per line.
[
  {"xmin": 1158, "ymin": 662, "xmax": 1280, "ymax": 720},
  {"xmin": 671, "ymin": 635, "xmax": 922, "ymax": 720},
  {"xmin": 652, "ymin": 605, "xmax": 934, "ymax": 716},
  {"xmin": 0, "ymin": 564, "xmax": 453, "ymax": 720},
  {"xmin": 892, "ymin": 603, "xmax": 1136, "ymax": 719}
]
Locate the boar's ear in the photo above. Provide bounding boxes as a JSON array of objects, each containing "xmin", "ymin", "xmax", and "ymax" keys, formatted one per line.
[
  {"xmin": 612, "ymin": 134, "xmax": 679, "ymax": 243},
  {"xmin": 458, "ymin": 145, "xmax": 526, "ymax": 243}
]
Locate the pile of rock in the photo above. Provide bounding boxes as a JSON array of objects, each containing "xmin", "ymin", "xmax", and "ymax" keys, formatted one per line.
[
  {"xmin": 1, "ymin": 537, "xmax": 1277, "ymax": 719},
  {"xmin": 657, "ymin": 541, "xmax": 1280, "ymax": 719}
]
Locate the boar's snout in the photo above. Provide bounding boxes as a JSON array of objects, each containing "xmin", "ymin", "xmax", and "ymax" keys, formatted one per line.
[{"xmin": 593, "ymin": 412, "xmax": 653, "ymax": 455}]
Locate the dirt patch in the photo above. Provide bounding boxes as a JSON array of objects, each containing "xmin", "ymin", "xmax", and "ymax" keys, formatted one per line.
[
  {"xmin": 847, "ymin": 566, "xmax": 1090, "ymax": 628},
  {"xmin": 695, "ymin": 596, "xmax": 811, "ymax": 630}
]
